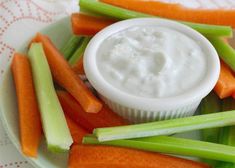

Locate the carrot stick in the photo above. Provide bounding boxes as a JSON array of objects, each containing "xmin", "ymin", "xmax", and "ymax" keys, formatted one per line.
[
  {"xmin": 68, "ymin": 145, "xmax": 210, "ymax": 168},
  {"xmin": 214, "ymin": 61, "xmax": 235, "ymax": 99},
  {"xmin": 31, "ymin": 33, "xmax": 102, "ymax": 113},
  {"xmin": 79, "ymin": 0, "xmax": 232, "ymax": 37},
  {"xmin": 65, "ymin": 115, "xmax": 88, "ymax": 144},
  {"xmin": 100, "ymin": 0, "xmax": 235, "ymax": 28},
  {"xmin": 57, "ymin": 91, "xmax": 128, "ymax": 132},
  {"xmin": 11, "ymin": 53, "xmax": 42, "ymax": 157},
  {"xmin": 72, "ymin": 55, "xmax": 85, "ymax": 75},
  {"xmin": 83, "ymin": 135, "xmax": 235, "ymax": 163},
  {"xmin": 71, "ymin": 13, "xmax": 115, "ymax": 36}
]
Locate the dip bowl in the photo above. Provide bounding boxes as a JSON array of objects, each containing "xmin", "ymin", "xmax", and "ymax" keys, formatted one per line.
[{"xmin": 84, "ymin": 18, "xmax": 220, "ymax": 123}]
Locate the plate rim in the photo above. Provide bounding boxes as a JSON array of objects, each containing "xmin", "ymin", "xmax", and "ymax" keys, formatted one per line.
[{"xmin": 0, "ymin": 16, "xmax": 71, "ymax": 168}]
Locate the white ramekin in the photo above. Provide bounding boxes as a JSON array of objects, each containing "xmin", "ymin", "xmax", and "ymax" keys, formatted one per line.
[{"xmin": 84, "ymin": 18, "xmax": 220, "ymax": 123}]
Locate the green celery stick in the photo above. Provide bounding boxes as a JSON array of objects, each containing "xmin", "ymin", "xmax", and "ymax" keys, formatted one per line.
[
  {"xmin": 80, "ymin": 0, "xmax": 151, "ymax": 20},
  {"xmin": 28, "ymin": 43, "xmax": 73, "ymax": 152},
  {"xmin": 83, "ymin": 135, "xmax": 235, "ymax": 163},
  {"xmin": 220, "ymin": 98, "xmax": 235, "ymax": 146},
  {"xmin": 79, "ymin": 0, "xmax": 232, "ymax": 37},
  {"xmin": 215, "ymin": 126, "xmax": 235, "ymax": 168},
  {"xmin": 181, "ymin": 22, "xmax": 232, "ymax": 38},
  {"xmin": 200, "ymin": 92, "xmax": 221, "ymax": 166},
  {"xmin": 68, "ymin": 37, "xmax": 91, "ymax": 66},
  {"xmin": 60, "ymin": 35, "xmax": 83, "ymax": 60},
  {"xmin": 208, "ymin": 37, "xmax": 235, "ymax": 72},
  {"xmin": 94, "ymin": 110, "xmax": 235, "ymax": 142},
  {"xmin": 215, "ymin": 98, "xmax": 235, "ymax": 168},
  {"xmin": 200, "ymin": 92, "xmax": 221, "ymax": 143}
]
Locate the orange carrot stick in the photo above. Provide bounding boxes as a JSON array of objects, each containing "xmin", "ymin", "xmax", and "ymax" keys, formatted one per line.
[
  {"xmin": 11, "ymin": 53, "xmax": 42, "ymax": 157},
  {"xmin": 68, "ymin": 145, "xmax": 211, "ymax": 168},
  {"xmin": 57, "ymin": 91, "xmax": 128, "ymax": 132},
  {"xmin": 101, "ymin": 0, "xmax": 235, "ymax": 28},
  {"xmin": 214, "ymin": 61, "xmax": 235, "ymax": 99},
  {"xmin": 65, "ymin": 115, "xmax": 88, "ymax": 144},
  {"xmin": 31, "ymin": 33, "xmax": 102, "ymax": 113},
  {"xmin": 71, "ymin": 13, "xmax": 115, "ymax": 36},
  {"xmin": 72, "ymin": 55, "xmax": 85, "ymax": 75}
]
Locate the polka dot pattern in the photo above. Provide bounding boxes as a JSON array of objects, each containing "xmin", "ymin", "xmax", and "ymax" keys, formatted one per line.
[{"xmin": 0, "ymin": 1, "xmax": 77, "ymax": 167}]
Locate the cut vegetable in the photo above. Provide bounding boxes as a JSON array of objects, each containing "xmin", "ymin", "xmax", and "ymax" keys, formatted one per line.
[
  {"xmin": 69, "ymin": 37, "xmax": 90, "ymax": 66},
  {"xmin": 200, "ymin": 91, "xmax": 221, "ymax": 142},
  {"xmin": 11, "ymin": 53, "xmax": 42, "ymax": 157},
  {"xmin": 28, "ymin": 43, "xmax": 73, "ymax": 152},
  {"xmin": 79, "ymin": 0, "xmax": 233, "ymax": 37},
  {"xmin": 215, "ymin": 98, "xmax": 235, "ymax": 168},
  {"xmin": 57, "ymin": 91, "xmax": 128, "ymax": 132},
  {"xmin": 71, "ymin": 13, "xmax": 114, "ymax": 36},
  {"xmin": 208, "ymin": 37, "xmax": 235, "ymax": 72},
  {"xmin": 232, "ymin": 93, "xmax": 235, "ymax": 99},
  {"xmin": 60, "ymin": 35, "xmax": 83, "ymax": 60},
  {"xmin": 94, "ymin": 110, "xmax": 235, "ymax": 142},
  {"xmin": 214, "ymin": 61, "xmax": 235, "ymax": 99},
  {"xmin": 69, "ymin": 145, "xmax": 210, "ymax": 168},
  {"xmin": 83, "ymin": 135, "xmax": 235, "ymax": 163},
  {"xmin": 101, "ymin": 0, "xmax": 235, "ymax": 28},
  {"xmin": 200, "ymin": 91, "xmax": 221, "ymax": 166},
  {"xmin": 65, "ymin": 115, "xmax": 88, "ymax": 144},
  {"xmin": 72, "ymin": 55, "xmax": 85, "ymax": 75},
  {"xmin": 31, "ymin": 33, "xmax": 102, "ymax": 113}
]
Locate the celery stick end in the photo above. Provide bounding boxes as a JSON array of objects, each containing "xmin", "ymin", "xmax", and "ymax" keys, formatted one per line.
[{"xmin": 48, "ymin": 144, "xmax": 70, "ymax": 153}]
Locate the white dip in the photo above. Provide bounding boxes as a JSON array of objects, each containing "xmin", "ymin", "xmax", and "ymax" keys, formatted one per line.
[{"xmin": 97, "ymin": 26, "xmax": 207, "ymax": 98}]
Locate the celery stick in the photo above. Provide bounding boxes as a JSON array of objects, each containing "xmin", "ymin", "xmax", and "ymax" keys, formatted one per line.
[
  {"xmin": 80, "ymin": 0, "xmax": 151, "ymax": 19},
  {"xmin": 181, "ymin": 22, "xmax": 232, "ymax": 38},
  {"xmin": 68, "ymin": 37, "xmax": 91, "ymax": 66},
  {"xmin": 200, "ymin": 92, "xmax": 221, "ymax": 143},
  {"xmin": 215, "ymin": 98, "xmax": 235, "ymax": 168},
  {"xmin": 219, "ymin": 98, "xmax": 235, "ymax": 147},
  {"xmin": 215, "ymin": 126, "xmax": 235, "ymax": 168},
  {"xmin": 94, "ymin": 110, "xmax": 235, "ymax": 142},
  {"xmin": 28, "ymin": 43, "xmax": 73, "ymax": 152},
  {"xmin": 83, "ymin": 135, "xmax": 235, "ymax": 163},
  {"xmin": 200, "ymin": 92, "xmax": 221, "ymax": 115},
  {"xmin": 79, "ymin": 0, "xmax": 232, "ymax": 37},
  {"xmin": 200, "ymin": 92, "xmax": 221, "ymax": 166},
  {"xmin": 60, "ymin": 35, "xmax": 83, "ymax": 60},
  {"xmin": 208, "ymin": 37, "xmax": 235, "ymax": 72}
]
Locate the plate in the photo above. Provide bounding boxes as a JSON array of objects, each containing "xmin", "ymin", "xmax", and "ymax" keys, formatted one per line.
[
  {"xmin": 0, "ymin": 16, "xmax": 72, "ymax": 168},
  {"xmin": 0, "ymin": 16, "xmax": 223, "ymax": 168}
]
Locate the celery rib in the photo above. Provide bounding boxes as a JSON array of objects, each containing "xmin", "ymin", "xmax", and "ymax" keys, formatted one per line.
[
  {"xmin": 200, "ymin": 92, "xmax": 221, "ymax": 143},
  {"xmin": 60, "ymin": 35, "xmax": 83, "ymax": 60},
  {"xmin": 215, "ymin": 98, "xmax": 235, "ymax": 168},
  {"xmin": 28, "ymin": 43, "xmax": 73, "ymax": 152},
  {"xmin": 79, "ymin": 0, "xmax": 232, "ymax": 37},
  {"xmin": 83, "ymin": 135, "xmax": 235, "ymax": 163},
  {"xmin": 68, "ymin": 37, "xmax": 90, "ymax": 65},
  {"xmin": 94, "ymin": 110, "xmax": 235, "ymax": 142},
  {"xmin": 208, "ymin": 37, "xmax": 235, "ymax": 72},
  {"xmin": 215, "ymin": 126, "xmax": 235, "ymax": 168},
  {"xmin": 200, "ymin": 92, "xmax": 221, "ymax": 166}
]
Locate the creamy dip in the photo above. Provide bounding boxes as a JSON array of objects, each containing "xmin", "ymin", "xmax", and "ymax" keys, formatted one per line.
[{"xmin": 97, "ymin": 26, "xmax": 207, "ymax": 98}]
